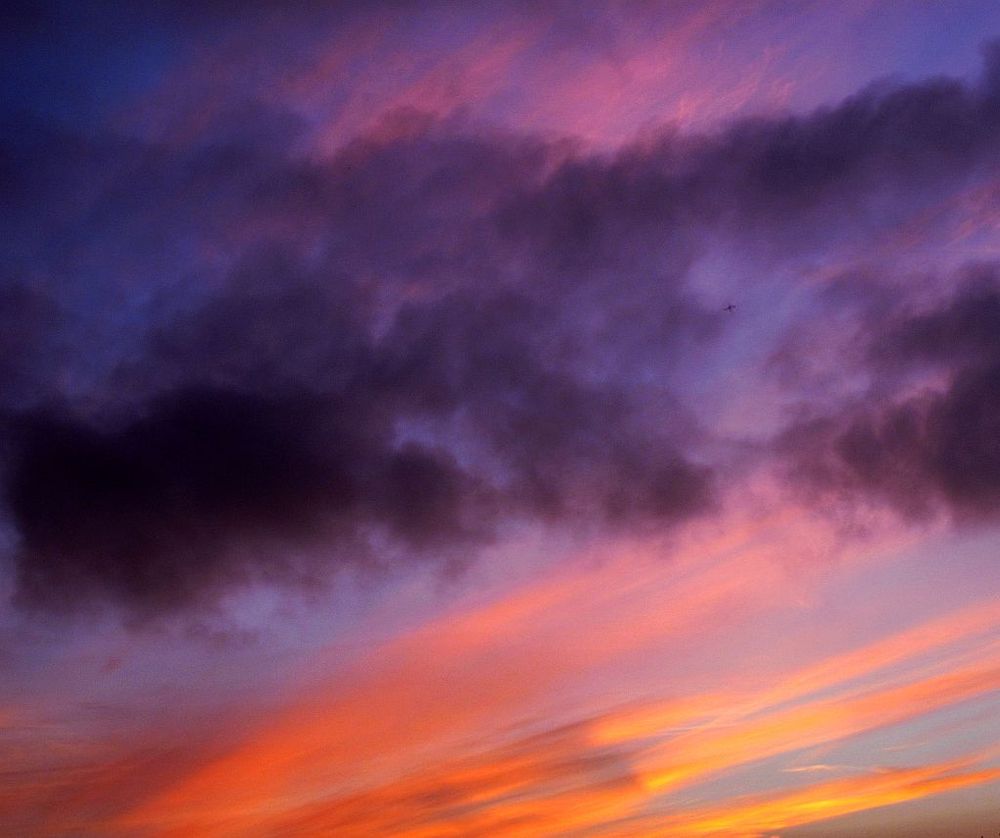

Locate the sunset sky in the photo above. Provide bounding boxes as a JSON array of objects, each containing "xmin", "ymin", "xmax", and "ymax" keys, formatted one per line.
[{"xmin": 2, "ymin": 2, "xmax": 1000, "ymax": 836}]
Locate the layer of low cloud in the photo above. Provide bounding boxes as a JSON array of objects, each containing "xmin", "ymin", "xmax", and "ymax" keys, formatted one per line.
[{"xmin": 3, "ymin": 23, "xmax": 1000, "ymax": 617}]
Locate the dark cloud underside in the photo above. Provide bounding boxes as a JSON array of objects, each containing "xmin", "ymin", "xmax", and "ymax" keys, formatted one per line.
[
  {"xmin": 4, "ymin": 39, "xmax": 1000, "ymax": 617},
  {"xmin": 779, "ymin": 268, "xmax": 1000, "ymax": 523}
]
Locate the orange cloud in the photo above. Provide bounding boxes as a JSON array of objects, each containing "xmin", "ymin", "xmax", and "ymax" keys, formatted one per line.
[
  {"xmin": 594, "ymin": 596, "xmax": 1000, "ymax": 748},
  {"xmin": 643, "ymin": 757, "xmax": 1000, "ymax": 837},
  {"xmin": 112, "ymin": 674, "xmax": 1000, "ymax": 838},
  {"xmin": 637, "ymin": 652, "xmax": 1000, "ymax": 793},
  {"xmin": 16, "ymin": 513, "xmax": 994, "ymax": 837},
  {"xmin": 110, "ymin": 517, "xmax": 807, "ymax": 833},
  {"xmin": 115, "ymin": 570, "xmax": 1000, "ymax": 835}
]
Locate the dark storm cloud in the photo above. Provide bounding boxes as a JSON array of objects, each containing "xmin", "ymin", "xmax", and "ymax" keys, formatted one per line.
[
  {"xmin": 778, "ymin": 267, "xmax": 1000, "ymax": 523},
  {"xmin": 713, "ymin": 67, "xmax": 1000, "ymax": 207},
  {"xmin": 493, "ymin": 41, "xmax": 1000, "ymax": 268},
  {"xmin": 1, "ymin": 271, "xmax": 712, "ymax": 616},
  {"xmin": 6, "ymin": 39, "xmax": 1000, "ymax": 616},
  {"xmin": 5, "ymin": 388, "xmax": 494, "ymax": 613},
  {"xmin": 0, "ymin": 138, "xmax": 714, "ymax": 618}
]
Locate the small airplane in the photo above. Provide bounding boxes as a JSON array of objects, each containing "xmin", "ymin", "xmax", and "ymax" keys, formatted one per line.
[{"xmin": 723, "ymin": 303, "xmax": 737, "ymax": 312}]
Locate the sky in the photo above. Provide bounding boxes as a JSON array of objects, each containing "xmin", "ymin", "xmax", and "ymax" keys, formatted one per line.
[{"xmin": 2, "ymin": 1, "xmax": 1000, "ymax": 835}]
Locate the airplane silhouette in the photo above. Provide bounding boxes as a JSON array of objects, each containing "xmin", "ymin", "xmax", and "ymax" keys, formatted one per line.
[{"xmin": 723, "ymin": 304, "xmax": 736, "ymax": 312}]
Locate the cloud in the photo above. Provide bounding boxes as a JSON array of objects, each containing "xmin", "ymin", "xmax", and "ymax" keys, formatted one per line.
[
  {"xmin": 99, "ymin": 589, "xmax": 1000, "ymax": 835},
  {"xmin": 4, "ymin": 387, "xmax": 498, "ymax": 614},
  {"xmin": 6, "ymin": 37, "xmax": 1000, "ymax": 617},
  {"xmin": 496, "ymin": 38, "xmax": 1000, "ymax": 256},
  {"xmin": 778, "ymin": 266, "xmax": 1000, "ymax": 523},
  {"xmin": 640, "ymin": 759, "xmax": 1000, "ymax": 837}
]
